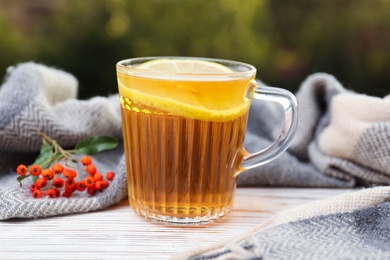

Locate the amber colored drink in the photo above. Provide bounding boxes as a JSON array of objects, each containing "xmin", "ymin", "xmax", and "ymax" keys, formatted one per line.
[
  {"xmin": 117, "ymin": 57, "xmax": 299, "ymax": 224},
  {"xmin": 117, "ymin": 71, "xmax": 254, "ymax": 224}
]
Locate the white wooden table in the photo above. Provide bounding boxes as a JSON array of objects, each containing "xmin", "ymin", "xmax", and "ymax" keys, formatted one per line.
[{"xmin": 0, "ymin": 188, "xmax": 352, "ymax": 259}]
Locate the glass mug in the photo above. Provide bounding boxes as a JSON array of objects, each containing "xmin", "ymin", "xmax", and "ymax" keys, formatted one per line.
[{"xmin": 116, "ymin": 57, "xmax": 298, "ymax": 225}]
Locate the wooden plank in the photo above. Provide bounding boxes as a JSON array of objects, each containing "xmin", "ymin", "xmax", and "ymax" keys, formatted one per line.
[{"xmin": 0, "ymin": 188, "xmax": 352, "ymax": 259}]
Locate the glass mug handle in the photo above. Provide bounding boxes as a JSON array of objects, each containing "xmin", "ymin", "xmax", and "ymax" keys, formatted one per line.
[{"xmin": 237, "ymin": 79, "xmax": 299, "ymax": 173}]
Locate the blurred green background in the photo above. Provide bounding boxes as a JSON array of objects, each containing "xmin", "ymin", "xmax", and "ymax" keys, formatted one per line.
[{"xmin": 1, "ymin": 0, "xmax": 390, "ymax": 99}]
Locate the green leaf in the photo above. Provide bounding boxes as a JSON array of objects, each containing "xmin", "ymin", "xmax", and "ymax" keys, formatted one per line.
[
  {"xmin": 17, "ymin": 174, "xmax": 30, "ymax": 187},
  {"xmin": 75, "ymin": 135, "xmax": 118, "ymax": 155},
  {"xmin": 32, "ymin": 140, "xmax": 54, "ymax": 169}
]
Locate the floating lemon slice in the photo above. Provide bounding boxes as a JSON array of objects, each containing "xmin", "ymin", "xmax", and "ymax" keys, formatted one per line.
[
  {"xmin": 118, "ymin": 59, "xmax": 253, "ymax": 121},
  {"xmin": 136, "ymin": 58, "xmax": 233, "ymax": 74}
]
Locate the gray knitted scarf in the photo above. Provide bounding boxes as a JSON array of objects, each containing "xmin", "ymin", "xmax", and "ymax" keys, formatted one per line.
[{"xmin": 0, "ymin": 63, "xmax": 389, "ymax": 259}]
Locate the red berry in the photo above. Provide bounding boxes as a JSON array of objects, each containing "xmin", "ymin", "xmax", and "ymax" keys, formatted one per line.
[
  {"xmin": 45, "ymin": 189, "xmax": 57, "ymax": 198},
  {"xmin": 87, "ymin": 185, "xmax": 97, "ymax": 196},
  {"xmin": 53, "ymin": 188, "xmax": 61, "ymax": 197},
  {"xmin": 93, "ymin": 172, "xmax": 103, "ymax": 181},
  {"xmin": 86, "ymin": 164, "xmax": 97, "ymax": 175},
  {"xmin": 30, "ymin": 164, "xmax": 42, "ymax": 176},
  {"xmin": 16, "ymin": 164, "xmax": 28, "ymax": 176},
  {"xmin": 29, "ymin": 183, "xmax": 39, "ymax": 192},
  {"xmin": 102, "ymin": 180, "xmax": 109, "ymax": 188},
  {"xmin": 62, "ymin": 191, "xmax": 72, "ymax": 198},
  {"xmin": 52, "ymin": 177, "xmax": 64, "ymax": 188},
  {"xmin": 42, "ymin": 169, "xmax": 54, "ymax": 180},
  {"xmin": 65, "ymin": 178, "xmax": 76, "ymax": 189},
  {"xmin": 63, "ymin": 168, "xmax": 77, "ymax": 179},
  {"xmin": 65, "ymin": 185, "xmax": 76, "ymax": 193},
  {"xmin": 75, "ymin": 181, "xmax": 86, "ymax": 191},
  {"xmin": 51, "ymin": 163, "xmax": 64, "ymax": 174},
  {"xmin": 96, "ymin": 180, "xmax": 109, "ymax": 191},
  {"xmin": 35, "ymin": 178, "xmax": 47, "ymax": 188},
  {"xmin": 81, "ymin": 156, "xmax": 92, "ymax": 166},
  {"xmin": 95, "ymin": 181, "xmax": 105, "ymax": 191},
  {"xmin": 83, "ymin": 176, "xmax": 95, "ymax": 187},
  {"xmin": 32, "ymin": 189, "xmax": 43, "ymax": 199},
  {"xmin": 106, "ymin": 171, "xmax": 115, "ymax": 181}
]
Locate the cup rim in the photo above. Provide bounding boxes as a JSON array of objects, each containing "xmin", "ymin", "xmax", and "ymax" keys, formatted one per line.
[{"xmin": 116, "ymin": 56, "xmax": 256, "ymax": 81}]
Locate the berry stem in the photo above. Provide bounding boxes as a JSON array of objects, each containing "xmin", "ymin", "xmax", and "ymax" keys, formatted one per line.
[{"xmin": 39, "ymin": 132, "xmax": 78, "ymax": 163}]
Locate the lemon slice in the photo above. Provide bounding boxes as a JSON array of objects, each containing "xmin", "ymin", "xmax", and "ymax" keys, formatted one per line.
[
  {"xmin": 136, "ymin": 58, "xmax": 233, "ymax": 74},
  {"xmin": 118, "ymin": 58, "xmax": 253, "ymax": 121}
]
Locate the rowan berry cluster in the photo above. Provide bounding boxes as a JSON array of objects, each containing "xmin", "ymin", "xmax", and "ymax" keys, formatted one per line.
[
  {"xmin": 15, "ymin": 132, "xmax": 118, "ymax": 199},
  {"xmin": 16, "ymin": 156, "xmax": 115, "ymax": 199}
]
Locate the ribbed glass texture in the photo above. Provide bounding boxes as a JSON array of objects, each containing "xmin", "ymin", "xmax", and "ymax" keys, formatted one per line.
[{"xmin": 120, "ymin": 96, "xmax": 248, "ymax": 224}]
